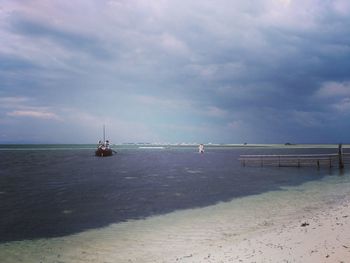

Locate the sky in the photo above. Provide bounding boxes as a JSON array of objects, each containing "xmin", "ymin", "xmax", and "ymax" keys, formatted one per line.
[{"xmin": 1, "ymin": 0, "xmax": 350, "ymax": 144}]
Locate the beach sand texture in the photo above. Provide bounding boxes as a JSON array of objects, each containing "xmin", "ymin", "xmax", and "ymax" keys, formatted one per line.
[{"xmin": 1, "ymin": 174, "xmax": 350, "ymax": 263}]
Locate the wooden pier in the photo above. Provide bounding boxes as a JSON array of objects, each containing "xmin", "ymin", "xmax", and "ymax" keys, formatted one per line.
[{"xmin": 239, "ymin": 144, "xmax": 350, "ymax": 169}]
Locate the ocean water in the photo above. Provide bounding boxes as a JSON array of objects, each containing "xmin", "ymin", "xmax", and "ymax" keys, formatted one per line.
[
  {"xmin": 1, "ymin": 145, "xmax": 350, "ymax": 262},
  {"xmin": 0, "ymin": 145, "xmax": 344, "ymax": 243}
]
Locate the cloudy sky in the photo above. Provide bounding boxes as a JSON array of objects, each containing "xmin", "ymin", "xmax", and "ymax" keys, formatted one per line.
[{"xmin": 1, "ymin": 0, "xmax": 350, "ymax": 144}]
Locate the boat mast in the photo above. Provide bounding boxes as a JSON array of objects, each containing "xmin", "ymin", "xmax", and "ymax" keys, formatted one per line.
[{"xmin": 103, "ymin": 124, "xmax": 106, "ymax": 142}]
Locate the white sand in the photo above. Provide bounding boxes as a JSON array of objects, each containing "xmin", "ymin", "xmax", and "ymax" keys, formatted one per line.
[
  {"xmin": 215, "ymin": 200, "xmax": 350, "ymax": 263},
  {"xmin": 1, "ymin": 174, "xmax": 350, "ymax": 263}
]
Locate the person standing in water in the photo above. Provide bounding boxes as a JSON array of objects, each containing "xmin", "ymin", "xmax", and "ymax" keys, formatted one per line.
[{"xmin": 199, "ymin": 144, "xmax": 204, "ymax": 153}]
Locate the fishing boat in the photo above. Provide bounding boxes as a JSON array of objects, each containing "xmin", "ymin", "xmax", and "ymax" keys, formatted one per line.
[{"xmin": 95, "ymin": 125, "xmax": 113, "ymax": 157}]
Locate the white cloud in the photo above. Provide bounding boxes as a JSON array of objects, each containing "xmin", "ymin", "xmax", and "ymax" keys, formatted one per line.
[
  {"xmin": 1, "ymin": 96, "xmax": 62, "ymax": 121},
  {"xmin": 7, "ymin": 110, "xmax": 60, "ymax": 120},
  {"xmin": 205, "ymin": 106, "xmax": 228, "ymax": 118},
  {"xmin": 61, "ymin": 108, "xmax": 160, "ymax": 143},
  {"xmin": 227, "ymin": 120, "xmax": 243, "ymax": 129},
  {"xmin": 0, "ymin": 96, "xmax": 30, "ymax": 107},
  {"xmin": 332, "ymin": 0, "xmax": 350, "ymax": 15},
  {"xmin": 159, "ymin": 33, "xmax": 189, "ymax": 55},
  {"xmin": 290, "ymin": 110, "xmax": 323, "ymax": 127},
  {"xmin": 332, "ymin": 98, "xmax": 350, "ymax": 112},
  {"xmin": 135, "ymin": 95, "xmax": 193, "ymax": 110},
  {"xmin": 259, "ymin": 0, "xmax": 326, "ymax": 31},
  {"xmin": 136, "ymin": 95, "xmax": 229, "ymax": 119},
  {"xmin": 316, "ymin": 81, "xmax": 350, "ymax": 98},
  {"xmin": 185, "ymin": 62, "xmax": 245, "ymax": 81},
  {"xmin": 312, "ymin": 81, "xmax": 350, "ymax": 115}
]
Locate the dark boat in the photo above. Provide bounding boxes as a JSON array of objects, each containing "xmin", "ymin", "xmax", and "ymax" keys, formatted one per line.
[
  {"xmin": 95, "ymin": 125, "xmax": 114, "ymax": 157},
  {"xmin": 95, "ymin": 147, "xmax": 113, "ymax": 157}
]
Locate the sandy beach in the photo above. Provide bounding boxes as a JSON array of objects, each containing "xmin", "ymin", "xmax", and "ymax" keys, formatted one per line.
[
  {"xmin": 1, "ymin": 173, "xmax": 350, "ymax": 263},
  {"xmin": 213, "ymin": 200, "xmax": 350, "ymax": 263}
]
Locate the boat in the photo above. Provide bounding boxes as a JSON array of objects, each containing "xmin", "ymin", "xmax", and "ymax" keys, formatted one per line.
[
  {"xmin": 95, "ymin": 125, "xmax": 113, "ymax": 157},
  {"xmin": 95, "ymin": 145, "xmax": 113, "ymax": 157}
]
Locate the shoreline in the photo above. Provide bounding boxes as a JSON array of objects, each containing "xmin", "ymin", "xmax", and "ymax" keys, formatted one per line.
[
  {"xmin": 1, "ymin": 143, "xmax": 350, "ymax": 148},
  {"xmin": 1, "ymin": 174, "xmax": 350, "ymax": 262}
]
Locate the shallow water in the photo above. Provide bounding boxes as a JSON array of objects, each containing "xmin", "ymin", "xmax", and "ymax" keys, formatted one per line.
[
  {"xmin": 0, "ymin": 145, "xmax": 350, "ymax": 262},
  {"xmin": 1, "ymin": 163, "xmax": 350, "ymax": 263},
  {"xmin": 0, "ymin": 145, "xmax": 344, "ymax": 242}
]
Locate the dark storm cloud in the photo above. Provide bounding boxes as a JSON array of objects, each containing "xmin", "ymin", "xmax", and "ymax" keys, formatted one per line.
[
  {"xmin": 0, "ymin": 54, "xmax": 38, "ymax": 71},
  {"xmin": 1, "ymin": 0, "xmax": 350, "ymax": 143},
  {"xmin": 9, "ymin": 15, "xmax": 113, "ymax": 60}
]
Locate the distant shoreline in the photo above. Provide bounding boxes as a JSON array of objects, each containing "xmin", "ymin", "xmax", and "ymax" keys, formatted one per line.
[{"xmin": 0, "ymin": 143, "xmax": 349, "ymax": 148}]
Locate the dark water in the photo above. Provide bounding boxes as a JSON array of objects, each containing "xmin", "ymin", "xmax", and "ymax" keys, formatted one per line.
[{"xmin": 0, "ymin": 145, "xmax": 341, "ymax": 242}]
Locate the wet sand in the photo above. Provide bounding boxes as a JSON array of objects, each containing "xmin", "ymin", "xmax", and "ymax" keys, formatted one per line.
[{"xmin": 1, "ymin": 175, "xmax": 350, "ymax": 263}]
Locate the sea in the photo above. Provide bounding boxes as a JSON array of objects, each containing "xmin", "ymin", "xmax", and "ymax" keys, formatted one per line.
[{"xmin": 0, "ymin": 144, "xmax": 350, "ymax": 262}]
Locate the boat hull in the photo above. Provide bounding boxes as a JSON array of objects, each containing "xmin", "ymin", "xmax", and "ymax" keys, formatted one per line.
[{"xmin": 95, "ymin": 148, "xmax": 113, "ymax": 157}]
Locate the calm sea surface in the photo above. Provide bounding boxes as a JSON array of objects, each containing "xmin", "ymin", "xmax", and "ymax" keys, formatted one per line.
[{"xmin": 0, "ymin": 145, "xmax": 344, "ymax": 243}]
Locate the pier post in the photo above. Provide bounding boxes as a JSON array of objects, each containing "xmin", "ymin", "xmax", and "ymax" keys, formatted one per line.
[
  {"xmin": 338, "ymin": 143, "xmax": 344, "ymax": 170},
  {"xmin": 278, "ymin": 156, "xmax": 280, "ymax": 167}
]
